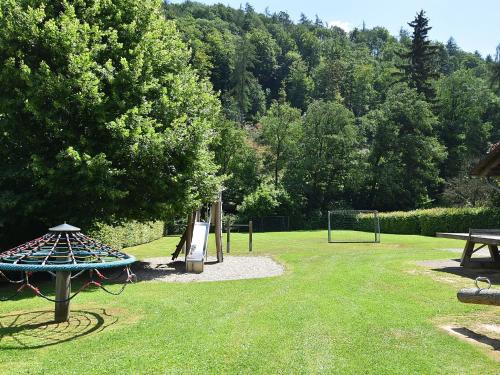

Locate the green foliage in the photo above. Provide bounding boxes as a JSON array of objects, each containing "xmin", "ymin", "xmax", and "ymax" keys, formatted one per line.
[
  {"xmin": 284, "ymin": 52, "xmax": 314, "ymax": 110},
  {"xmin": 363, "ymin": 84, "xmax": 446, "ymax": 210},
  {"xmin": 357, "ymin": 207, "xmax": 500, "ymax": 236},
  {"xmin": 212, "ymin": 118, "xmax": 260, "ymax": 209},
  {"xmin": 395, "ymin": 10, "xmax": 439, "ymax": 99},
  {"xmin": 259, "ymin": 99, "xmax": 302, "ymax": 185},
  {"xmin": 237, "ymin": 180, "xmax": 288, "ymax": 219},
  {"xmin": 436, "ymin": 69, "xmax": 496, "ymax": 178},
  {"xmin": 0, "ymin": 0, "xmax": 222, "ymax": 245},
  {"xmin": 88, "ymin": 221, "xmax": 164, "ymax": 250},
  {"xmin": 285, "ymin": 100, "xmax": 362, "ymax": 212}
]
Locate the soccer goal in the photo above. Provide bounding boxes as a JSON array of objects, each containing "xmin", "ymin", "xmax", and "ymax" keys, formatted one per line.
[{"xmin": 327, "ymin": 210, "xmax": 380, "ymax": 243}]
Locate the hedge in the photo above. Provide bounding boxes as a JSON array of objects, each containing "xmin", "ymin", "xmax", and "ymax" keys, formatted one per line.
[
  {"xmin": 89, "ymin": 221, "xmax": 165, "ymax": 249},
  {"xmin": 357, "ymin": 207, "xmax": 500, "ymax": 236}
]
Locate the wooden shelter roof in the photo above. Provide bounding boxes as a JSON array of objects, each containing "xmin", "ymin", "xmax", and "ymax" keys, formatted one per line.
[{"xmin": 471, "ymin": 142, "xmax": 500, "ymax": 177}]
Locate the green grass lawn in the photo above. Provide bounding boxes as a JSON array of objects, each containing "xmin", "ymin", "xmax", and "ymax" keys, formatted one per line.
[{"xmin": 0, "ymin": 231, "xmax": 499, "ymax": 374}]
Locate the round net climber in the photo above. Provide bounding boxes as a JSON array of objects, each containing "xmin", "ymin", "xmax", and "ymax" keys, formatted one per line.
[{"xmin": 0, "ymin": 223, "xmax": 136, "ymax": 322}]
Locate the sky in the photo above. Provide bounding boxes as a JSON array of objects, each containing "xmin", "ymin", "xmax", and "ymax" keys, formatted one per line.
[{"xmin": 170, "ymin": 0, "xmax": 500, "ymax": 58}]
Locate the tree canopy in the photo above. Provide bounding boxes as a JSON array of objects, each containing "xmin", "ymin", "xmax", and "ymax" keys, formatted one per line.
[{"xmin": 0, "ymin": 0, "xmax": 222, "ymax": 245}]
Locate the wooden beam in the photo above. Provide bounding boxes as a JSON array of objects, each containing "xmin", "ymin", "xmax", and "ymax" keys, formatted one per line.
[
  {"xmin": 185, "ymin": 211, "xmax": 195, "ymax": 258},
  {"xmin": 215, "ymin": 194, "xmax": 223, "ymax": 262},
  {"xmin": 171, "ymin": 229, "xmax": 187, "ymax": 260},
  {"xmin": 54, "ymin": 271, "xmax": 71, "ymax": 323},
  {"xmin": 249, "ymin": 220, "xmax": 253, "ymax": 252}
]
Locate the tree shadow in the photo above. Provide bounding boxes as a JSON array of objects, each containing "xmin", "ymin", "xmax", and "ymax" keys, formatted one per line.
[
  {"xmin": 131, "ymin": 258, "xmax": 222, "ymax": 281},
  {"xmin": 0, "ymin": 308, "xmax": 117, "ymax": 349},
  {"xmin": 132, "ymin": 260, "xmax": 187, "ymax": 281}
]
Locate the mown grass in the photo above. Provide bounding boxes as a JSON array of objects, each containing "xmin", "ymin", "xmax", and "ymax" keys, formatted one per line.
[{"xmin": 0, "ymin": 231, "xmax": 498, "ymax": 374}]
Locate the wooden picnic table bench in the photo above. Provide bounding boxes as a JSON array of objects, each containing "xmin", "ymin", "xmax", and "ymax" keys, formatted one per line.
[{"xmin": 436, "ymin": 229, "xmax": 500, "ymax": 269}]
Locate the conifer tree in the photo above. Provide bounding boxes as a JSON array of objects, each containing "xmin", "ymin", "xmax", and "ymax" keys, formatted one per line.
[{"xmin": 396, "ymin": 10, "xmax": 439, "ymax": 99}]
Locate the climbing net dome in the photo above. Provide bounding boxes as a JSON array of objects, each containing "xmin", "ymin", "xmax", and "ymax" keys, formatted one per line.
[
  {"xmin": 0, "ymin": 223, "xmax": 135, "ymax": 272},
  {"xmin": 0, "ymin": 223, "xmax": 136, "ymax": 322}
]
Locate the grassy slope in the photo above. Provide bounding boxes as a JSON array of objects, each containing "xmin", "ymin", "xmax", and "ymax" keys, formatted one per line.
[{"xmin": 0, "ymin": 231, "xmax": 498, "ymax": 374}]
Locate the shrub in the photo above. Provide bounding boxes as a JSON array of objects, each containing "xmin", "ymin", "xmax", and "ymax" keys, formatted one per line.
[
  {"xmin": 357, "ymin": 207, "xmax": 500, "ymax": 236},
  {"xmin": 89, "ymin": 221, "xmax": 164, "ymax": 250}
]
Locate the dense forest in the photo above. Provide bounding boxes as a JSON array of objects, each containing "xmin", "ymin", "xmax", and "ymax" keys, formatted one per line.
[
  {"xmin": 163, "ymin": 1, "xmax": 500, "ymax": 222},
  {"xmin": 0, "ymin": 0, "xmax": 499, "ymax": 246}
]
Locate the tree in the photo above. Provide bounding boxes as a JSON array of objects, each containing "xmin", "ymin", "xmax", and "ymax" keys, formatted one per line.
[
  {"xmin": 396, "ymin": 10, "xmax": 439, "ymax": 99},
  {"xmin": 490, "ymin": 44, "xmax": 500, "ymax": 93},
  {"xmin": 435, "ymin": 69, "xmax": 495, "ymax": 179},
  {"xmin": 285, "ymin": 100, "xmax": 362, "ymax": 212},
  {"xmin": 363, "ymin": 84, "xmax": 446, "ymax": 210},
  {"xmin": 230, "ymin": 35, "xmax": 257, "ymax": 121},
  {"xmin": 442, "ymin": 164, "xmax": 493, "ymax": 207},
  {"xmin": 0, "ymin": 0, "xmax": 222, "ymax": 246},
  {"xmin": 212, "ymin": 119, "xmax": 261, "ymax": 210},
  {"xmin": 284, "ymin": 52, "xmax": 314, "ymax": 110},
  {"xmin": 237, "ymin": 179, "xmax": 290, "ymax": 220},
  {"xmin": 259, "ymin": 98, "xmax": 302, "ymax": 186},
  {"xmin": 247, "ymin": 28, "xmax": 281, "ymax": 97}
]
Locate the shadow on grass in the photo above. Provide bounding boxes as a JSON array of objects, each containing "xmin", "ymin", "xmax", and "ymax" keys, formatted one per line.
[
  {"xmin": 0, "ymin": 308, "xmax": 117, "ymax": 349},
  {"xmin": 430, "ymin": 260, "xmax": 500, "ymax": 284},
  {"xmin": 446, "ymin": 326, "xmax": 500, "ymax": 354}
]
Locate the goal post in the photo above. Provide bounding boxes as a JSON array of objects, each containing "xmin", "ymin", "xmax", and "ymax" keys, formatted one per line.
[{"xmin": 327, "ymin": 210, "xmax": 380, "ymax": 243}]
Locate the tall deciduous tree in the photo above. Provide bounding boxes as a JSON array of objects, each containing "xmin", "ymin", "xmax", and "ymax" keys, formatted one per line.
[
  {"xmin": 436, "ymin": 69, "xmax": 495, "ymax": 179},
  {"xmin": 363, "ymin": 84, "xmax": 446, "ymax": 210},
  {"xmin": 285, "ymin": 101, "xmax": 361, "ymax": 212},
  {"xmin": 259, "ymin": 98, "xmax": 302, "ymax": 186},
  {"xmin": 0, "ymin": 0, "xmax": 222, "ymax": 245},
  {"xmin": 396, "ymin": 10, "xmax": 439, "ymax": 99}
]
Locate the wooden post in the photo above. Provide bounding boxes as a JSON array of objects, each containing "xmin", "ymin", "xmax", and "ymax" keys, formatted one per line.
[
  {"xmin": 249, "ymin": 220, "xmax": 253, "ymax": 252},
  {"xmin": 185, "ymin": 212, "xmax": 195, "ymax": 257},
  {"xmin": 215, "ymin": 194, "xmax": 223, "ymax": 262},
  {"xmin": 54, "ymin": 271, "xmax": 71, "ymax": 323},
  {"xmin": 226, "ymin": 226, "xmax": 231, "ymax": 254}
]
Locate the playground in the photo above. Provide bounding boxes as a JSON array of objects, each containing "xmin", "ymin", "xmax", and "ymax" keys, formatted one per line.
[{"xmin": 1, "ymin": 231, "xmax": 499, "ymax": 374}]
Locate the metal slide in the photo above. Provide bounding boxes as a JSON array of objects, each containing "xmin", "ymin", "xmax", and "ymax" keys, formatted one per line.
[{"xmin": 185, "ymin": 222, "xmax": 210, "ymax": 273}]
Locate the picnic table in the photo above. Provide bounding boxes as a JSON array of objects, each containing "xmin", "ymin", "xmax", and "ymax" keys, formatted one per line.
[{"xmin": 436, "ymin": 230, "xmax": 500, "ymax": 269}]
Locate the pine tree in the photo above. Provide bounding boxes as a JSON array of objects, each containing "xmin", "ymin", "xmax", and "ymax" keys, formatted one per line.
[
  {"xmin": 230, "ymin": 36, "xmax": 256, "ymax": 121},
  {"xmin": 446, "ymin": 37, "xmax": 460, "ymax": 56},
  {"xmin": 396, "ymin": 10, "xmax": 439, "ymax": 99}
]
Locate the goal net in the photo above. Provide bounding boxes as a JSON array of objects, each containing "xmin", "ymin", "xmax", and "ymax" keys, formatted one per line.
[{"xmin": 328, "ymin": 210, "xmax": 380, "ymax": 243}]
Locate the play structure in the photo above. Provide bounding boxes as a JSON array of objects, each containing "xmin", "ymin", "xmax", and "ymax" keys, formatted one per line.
[
  {"xmin": 457, "ymin": 277, "xmax": 500, "ymax": 306},
  {"xmin": 226, "ymin": 221, "xmax": 253, "ymax": 253},
  {"xmin": 328, "ymin": 210, "xmax": 380, "ymax": 243},
  {"xmin": 0, "ymin": 223, "xmax": 136, "ymax": 322},
  {"xmin": 171, "ymin": 193, "xmax": 223, "ymax": 273}
]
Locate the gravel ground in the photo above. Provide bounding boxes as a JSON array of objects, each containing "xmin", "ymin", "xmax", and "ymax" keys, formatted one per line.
[{"xmin": 132, "ymin": 255, "xmax": 284, "ymax": 283}]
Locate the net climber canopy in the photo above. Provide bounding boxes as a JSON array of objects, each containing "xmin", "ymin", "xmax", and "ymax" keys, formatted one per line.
[
  {"xmin": 0, "ymin": 223, "xmax": 136, "ymax": 322},
  {"xmin": 0, "ymin": 223, "xmax": 135, "ymax": 272}
]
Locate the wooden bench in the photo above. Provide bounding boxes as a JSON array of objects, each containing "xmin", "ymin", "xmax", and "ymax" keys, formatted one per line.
[{"xmin": 436, "ymin": 229, "xmax": 500, "ymax": 269}]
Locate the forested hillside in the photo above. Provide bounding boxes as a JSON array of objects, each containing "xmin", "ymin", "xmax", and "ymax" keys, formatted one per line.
[{"xmin": 164, "ymin": 1, "xmax": 500, "ymax": 222}]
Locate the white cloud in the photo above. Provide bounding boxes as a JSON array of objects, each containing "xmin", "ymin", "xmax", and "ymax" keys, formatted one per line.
[{"xmin": 328, "ymin": 20, "xmax": 353, "ymax": 33}]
